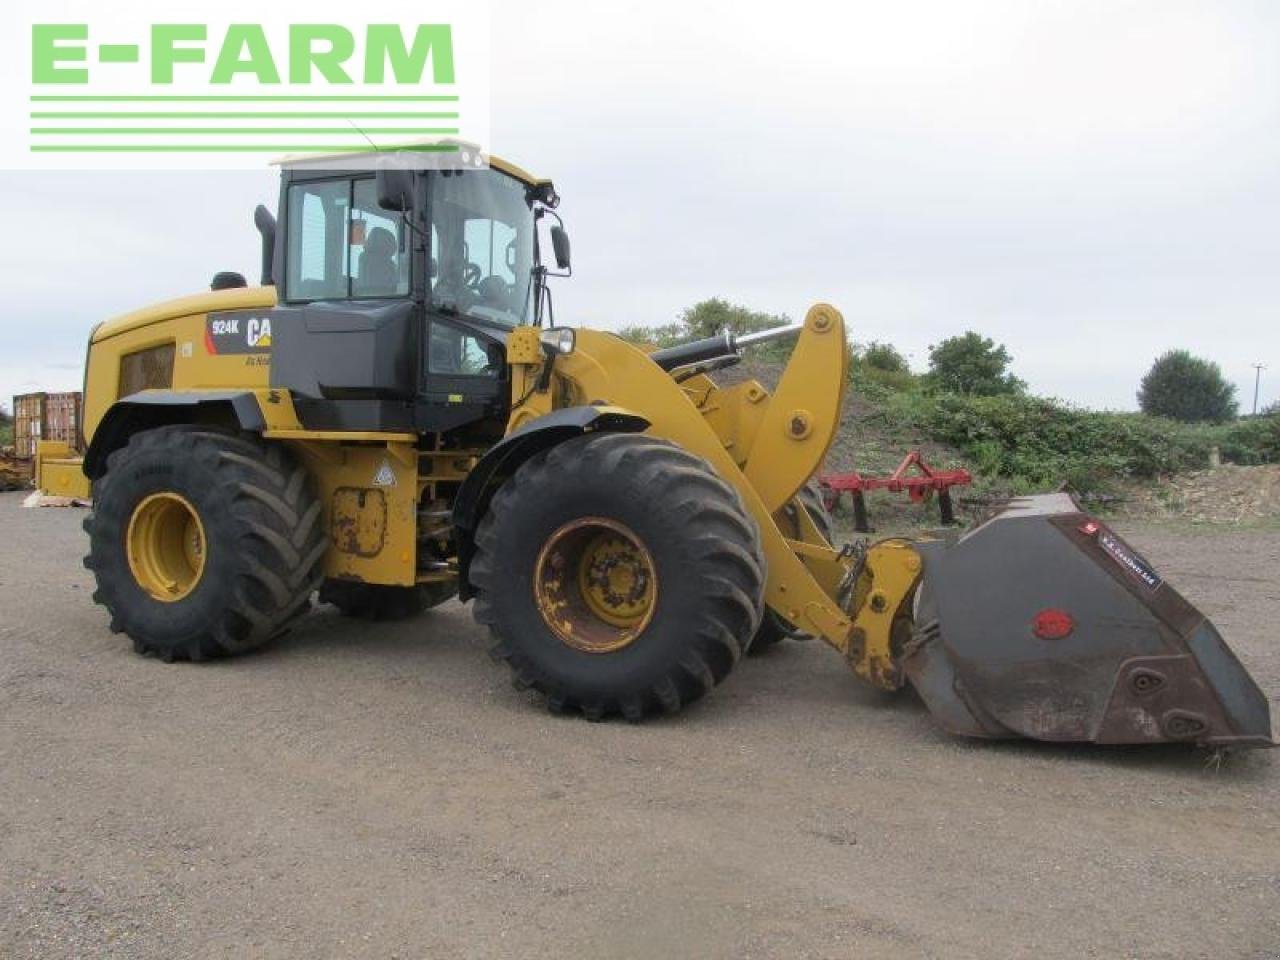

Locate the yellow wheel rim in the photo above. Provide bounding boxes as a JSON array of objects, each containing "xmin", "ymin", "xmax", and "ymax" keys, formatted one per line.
[
  {"xmin": 126, "ymin": 492, "xmax": 207, "ymax": 602},
  {"xmin": 534, "ymin": 517, "xmax": 657, "ymax": 653}
]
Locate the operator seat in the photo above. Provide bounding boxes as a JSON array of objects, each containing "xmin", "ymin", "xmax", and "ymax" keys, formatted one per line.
[
  {"xmin": 477, "ymin": 275, "xmax": 510, "ymax": 307},
  {"xmin": 357, "ymin": 227, "xmax": 399, "ymax": 294}
]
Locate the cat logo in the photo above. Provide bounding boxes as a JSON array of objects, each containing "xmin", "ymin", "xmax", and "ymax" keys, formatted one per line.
[
  {"xmin": 206, "ymin": 312, "xmax": 273, "ymax": 355},
  {"xmin": 372, "ymin": 460, "xmax": 397, "ymax": 487},
  {"xmin": 246, "ymin": 316, "xmax": 272, "ymax": 349}
]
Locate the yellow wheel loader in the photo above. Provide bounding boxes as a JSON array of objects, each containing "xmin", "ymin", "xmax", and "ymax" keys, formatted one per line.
[{"xmin": 51, "ymin": 150, "xmax": 1273, "ymax": 746}]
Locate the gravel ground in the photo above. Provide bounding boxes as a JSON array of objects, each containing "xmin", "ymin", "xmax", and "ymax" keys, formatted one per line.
[{"xmin": 1, "ymin": 490, "xmax": 1277, "ymax": 959}]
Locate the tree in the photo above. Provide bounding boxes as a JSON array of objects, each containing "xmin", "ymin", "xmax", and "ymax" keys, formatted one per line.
[
  {"xmin": 618, "ymin": 298, "xmax": 794, "ymax": 360},
  {"xmin": 616, "ymin": 322, "xmax": 685, "ymax": 347},
  {"xmin": 926, "ymin": 331, "xmax": 1024, "ymax": 396},
  {"xmin": 678, "ymin": 298, "xmax": 786, "ymax": 339},
  {"xmin": 862, "ymin": 341, "xmax": 909, "ymax": 374},
  {"xmin": 1137, "ymin": 350, "xmax": 1238, "ymax": 423}
]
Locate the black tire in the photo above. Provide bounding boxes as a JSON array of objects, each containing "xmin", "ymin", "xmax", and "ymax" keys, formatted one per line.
[
  {"xmin": 83, "ymin": 426, "xmax": 326, "ymax": 661},
  {"xmin": 319, "ymin": 579, "xmax": 457, "ymax": 620},
  {"xmin": 750, "ymin": 480, "xmax": 836, "ymax": 652},
  {"xmin": 470, "ymin": 432, "xmax": 766, "ymax": 720}
]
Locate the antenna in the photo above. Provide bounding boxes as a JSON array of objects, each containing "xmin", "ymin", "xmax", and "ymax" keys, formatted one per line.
[{"xmin": 345, "ymin": 120, "xmax": 381, "ymax": 154}]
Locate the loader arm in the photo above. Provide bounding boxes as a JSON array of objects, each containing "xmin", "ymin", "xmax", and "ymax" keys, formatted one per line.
[{"xmin": 735, "ymin": 307, "xmax": 847, "ymax": 515}]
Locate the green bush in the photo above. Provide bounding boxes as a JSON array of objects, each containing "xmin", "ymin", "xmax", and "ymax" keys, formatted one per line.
[
  {"xmin": 1218, "ymin": 414, "xmax": 1280, "ymax": 465},
  {"xmin": 847, "ymin": 341, "xmax": 919, "ymax": 396},
  {"xmin": 878, "ymin": 392, "xmax": 1277, "ymax": 492},
  {"xmin": 850, "ymin": 362, "xmax": 917, "ymax": 396},
  {"xmin": 862, "ymin": 341, "xmax": 909, "ymax": 374},
  {"xmin": 627, "ymin": 301, "xmax": 1277, "ymax": 494}
]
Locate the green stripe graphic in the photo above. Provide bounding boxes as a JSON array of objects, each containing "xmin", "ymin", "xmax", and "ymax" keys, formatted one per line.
[
  {"xmin": 28, "ymin": 93, "xmax": 468, "ymax": 157},
  {"xmin": 31, "ymin": 127, "xmax": 461, "ymax": 135},
  {"xmin": 31, "ymin": 112, "xmax": 459, "ymax": 119},
  {"xmin": 30, "ymin": 95, "xmax": 459, "ymax": 102},
  {"xmin": 30, "ymin": 144, "xmax": 463, "ymax": 153}
]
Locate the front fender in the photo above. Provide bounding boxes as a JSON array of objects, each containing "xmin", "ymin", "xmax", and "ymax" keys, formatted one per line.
[{"xmin": 451, "ymin": 405, "xmax": 650, "ymax": 598}]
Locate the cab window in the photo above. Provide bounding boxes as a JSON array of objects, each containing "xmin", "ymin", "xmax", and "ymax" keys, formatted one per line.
[
  {"xmin": 428, "ymin": 322, "xmax": 503, "ymax": 377},
  {"xmin": 429, "ymin": 169, "xmax": 534, "ymax": 326},
  {"xmin": 285, "ymin": 178, "xmax": 409, "ymax": 301}
]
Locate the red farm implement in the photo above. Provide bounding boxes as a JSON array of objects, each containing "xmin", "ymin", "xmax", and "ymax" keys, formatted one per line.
[{"xmin": 819, "ymin": 451, "xmax": 972, "ymax": 532}]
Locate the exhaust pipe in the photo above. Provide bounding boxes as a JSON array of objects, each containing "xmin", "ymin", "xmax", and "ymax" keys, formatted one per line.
[{"xmin": 253, "ymin": 204, "xmax": 276, "ymax": 286}]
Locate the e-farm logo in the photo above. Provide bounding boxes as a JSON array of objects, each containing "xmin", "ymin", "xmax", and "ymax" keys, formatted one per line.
[{"xmin": 0, "ymin": 1, "xmax": 490, "ymax": 170}]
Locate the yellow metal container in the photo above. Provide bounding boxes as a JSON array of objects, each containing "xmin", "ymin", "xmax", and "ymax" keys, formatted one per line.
[{"xmin": 34, "ymin": 442, "xmax": 91, "ymax": 499}]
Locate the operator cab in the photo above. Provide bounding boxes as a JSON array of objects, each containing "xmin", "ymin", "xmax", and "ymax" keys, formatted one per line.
[{"xmin": 265, "ymin": 152, "xmax": 566, "ymax": 436}]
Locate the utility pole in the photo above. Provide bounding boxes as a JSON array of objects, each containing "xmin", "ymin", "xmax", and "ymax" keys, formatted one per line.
[{"xmin": 1252, "ymin": 363, "xmax": 1267, "ymax": 415}]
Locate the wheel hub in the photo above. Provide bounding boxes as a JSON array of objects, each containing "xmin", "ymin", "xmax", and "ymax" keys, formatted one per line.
[
  {"xmin": 126, "ymin": 492, "xmax": 206, "ymax": 602},
  {"xmin": 534, "ymin": 517, "xmax": 657, "ymax": 653}
]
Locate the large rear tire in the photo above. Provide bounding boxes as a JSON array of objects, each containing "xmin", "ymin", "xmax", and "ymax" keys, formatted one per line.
[
  {"xmin": 84, "ymin": 426, "xmax": 326, "ymax": 661},
  {"xmin": 750, "ymin": 480, "xmax": 836, "ymax": 652},
  {"xmin": 319, "ymin": 580, "xmax": 457, "ymax": 620},
  {"xmin": 470, "ymin": 432, "xmax": 766, "ymax": 720}
]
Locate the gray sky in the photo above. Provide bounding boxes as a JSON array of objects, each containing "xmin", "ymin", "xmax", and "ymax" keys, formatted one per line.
[{"xmin": 3, "ymin": 0, "xmax": 1277, "ymax": 412}]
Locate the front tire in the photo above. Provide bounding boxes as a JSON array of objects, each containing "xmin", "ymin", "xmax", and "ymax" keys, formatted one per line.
[
  {"xmin": 84, "ymin": 427, "xmax": 326, "ymax": 661},
  {"xmin": 470, "ymin": 433, "xmax": 766, "ymax": 720}
]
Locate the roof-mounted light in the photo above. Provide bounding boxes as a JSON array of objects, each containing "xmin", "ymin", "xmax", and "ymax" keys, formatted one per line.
[{"xmin": 535, "ymin": 183, "xmax": 560, "ymax": 208}]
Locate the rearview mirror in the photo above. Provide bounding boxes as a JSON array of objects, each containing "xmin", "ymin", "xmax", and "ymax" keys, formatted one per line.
[
  {"xmin": 375, "ymin": 166, "xmax": 414, "ymax": 211},
  {"xmin": 550, "ymin": 225, "xmax": 571, "ymax": 271}
]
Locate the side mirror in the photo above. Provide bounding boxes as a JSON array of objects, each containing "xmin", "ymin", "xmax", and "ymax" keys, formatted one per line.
[
  {"xmin": 375, "ymin": 166, "xmax": 414, "ymax": 212},
  {"xmin": 550, "ymin": 225, "xmax": 571, "ymax": 271}
]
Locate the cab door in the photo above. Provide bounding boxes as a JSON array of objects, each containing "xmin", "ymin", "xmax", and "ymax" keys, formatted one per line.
[{"xmin": 417, "ymin": 315, "xmax": 509, "ymax": 433}]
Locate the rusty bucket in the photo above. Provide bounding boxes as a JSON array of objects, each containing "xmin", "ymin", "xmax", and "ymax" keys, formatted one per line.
[{"xmin": 904, "ymin": 494, "xmax": 1274, "ymax": 747}]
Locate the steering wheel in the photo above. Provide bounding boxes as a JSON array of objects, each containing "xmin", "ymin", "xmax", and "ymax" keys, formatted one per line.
[{"xmin": 462, "ymin": 262, "xmax": 483, "ymax": 289}]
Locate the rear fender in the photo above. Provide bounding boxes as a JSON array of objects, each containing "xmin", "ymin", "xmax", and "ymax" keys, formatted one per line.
[{"xmin": 83, "ymin": 390, "xmax": 266, "ymax": 479}]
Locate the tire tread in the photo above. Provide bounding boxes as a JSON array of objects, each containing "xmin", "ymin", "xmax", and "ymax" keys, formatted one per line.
[
  {"xmin": 471, "ymin": 432, "xmax": 766, "ymax": 720},
  {"xmin": 84, "ymin": 426, "xmax": 324, "ymax": 661}
]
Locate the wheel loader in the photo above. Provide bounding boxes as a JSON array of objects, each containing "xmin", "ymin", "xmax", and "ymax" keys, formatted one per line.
[{"xmin": 42, "ymin": 148, "xmax": 1274, "ymax": 747}]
